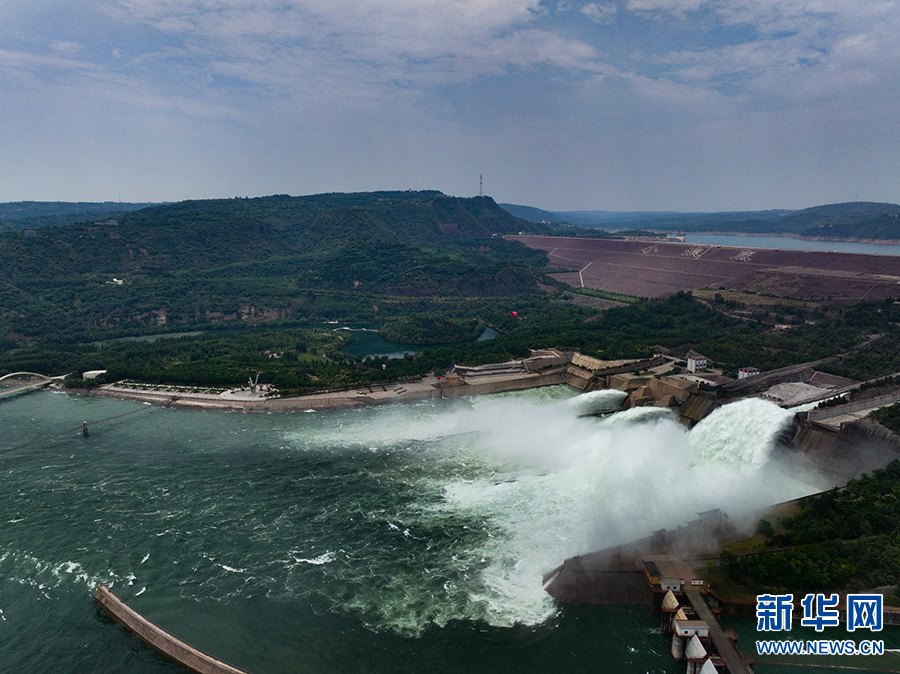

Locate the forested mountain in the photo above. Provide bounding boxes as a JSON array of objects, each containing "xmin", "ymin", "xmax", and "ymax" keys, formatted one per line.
[
  {"xmin": 0, "ymin": 201, "xmax": 155, "ymax": 232},
  {"xmin": 784, "ymin": 202, "xmax": 900, "ymax": 240},
  {"xmin": 502, "ymin": 200, "xmax": 900, "ymax": 240},
  {"xmin": 0, "ymin": 191, "xmax": 550, "ymax": 341},
  {"xmin": 501, "ymin": 203, "xmax": 789, "ymax": 230}
]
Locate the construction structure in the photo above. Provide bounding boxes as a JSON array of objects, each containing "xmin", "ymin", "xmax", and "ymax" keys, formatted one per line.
[
  {"xmin": 541, "ymin": 504, "xmax": 764, "ymax": 673},
  {"xmin": 94, "ymin": 583, "xmax": 249, "ymax": 674},
  {"xmin": 649, "ymin": 566, "xmax": 752, "ymax": 673},
  {"xmin": 686, "ymin": 351, "xmax": 709, "ymax": 373},
  {"xmin": 0, "ymin": 372, "xmax": 53, "ymax": 399}
]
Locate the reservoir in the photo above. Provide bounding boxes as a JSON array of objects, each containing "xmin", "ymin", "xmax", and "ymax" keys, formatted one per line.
[
  {"xmin": 685, "ymin": 234, "xmax": 900, "ymax": 257},
  {"xmin": 0, "ymin": 388, "xmax": 887, "ymax": 673}
]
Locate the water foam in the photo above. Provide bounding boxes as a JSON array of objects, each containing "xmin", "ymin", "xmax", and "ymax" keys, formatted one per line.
[
  {"xmin": 0, "ymin": 387, "xmax": 817, "ymax": 655},
  {"xmin": 690, "ymin": 397, "xmax": 794, "ymax": 469},
  {"xmin": 317, "ymin": 390, "xmax": 813, "ymax": 633},
  {"xmin": 0, "ymin": 548, "xmax": 125, "ymax": 596},
  {"xmin": 291, "ymin": 552, "xmax": 335, "ymax": 566}
]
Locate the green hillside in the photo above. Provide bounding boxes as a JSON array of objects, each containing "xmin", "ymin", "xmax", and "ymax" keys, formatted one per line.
[
  {"xmin": 502, "ymin": 200, "xmax": 900, "ymax": 239},
  {"xmin": 0, "ymin": 192, "xmax": 550, "ymax": 341},
  {"xmin": 0, "ymin": 201, "xmax": 155, "ymax": 232}
]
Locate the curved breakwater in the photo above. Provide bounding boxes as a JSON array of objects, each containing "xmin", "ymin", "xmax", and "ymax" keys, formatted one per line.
[{"xmin": 0, "ymin": 387, "xmax": 816, "ymax": 673}]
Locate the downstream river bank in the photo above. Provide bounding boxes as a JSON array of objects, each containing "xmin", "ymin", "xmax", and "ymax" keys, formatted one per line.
[{"xmin": 65, "ymin": 365, "xmax": 569, "ymax": 413}]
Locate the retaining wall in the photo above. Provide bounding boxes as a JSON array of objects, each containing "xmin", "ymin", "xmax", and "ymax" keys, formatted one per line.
[
  {"xmin": 94, "ymin": 584, "xmax": 248, "ymax": 674},
  {"xmin": 438, "ymin": 370, "xmax": 569, "ymax": 397},
  {"xmin": 808, "ymin": 392, "xmax": 900, "ymax": 421}
]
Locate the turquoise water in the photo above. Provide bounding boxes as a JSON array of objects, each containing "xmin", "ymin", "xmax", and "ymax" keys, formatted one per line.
[
  {"xmin": 685, "ymin": 234, "xmax": 900, "ymax": 256},
  {"xmin": 0, "ymin": 389, "xmax": 879, "ymax": 673},
  {"xmin": 338, "ymin": 325, "xmax": 499, "ymax": 359}
]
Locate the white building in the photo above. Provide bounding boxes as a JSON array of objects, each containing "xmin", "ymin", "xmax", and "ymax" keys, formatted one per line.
[{"xmin": 686, "ymin": 352, "xmax": 708, "ymax": 373}]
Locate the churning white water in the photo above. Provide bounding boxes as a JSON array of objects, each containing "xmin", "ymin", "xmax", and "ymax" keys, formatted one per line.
[
  {"xmin": 0, "ymin": 388, "xmax": 822, "ymax": 674},
  {"xmin": 286, "ymin": 388, "xmax": 816, "ymax": 631}
]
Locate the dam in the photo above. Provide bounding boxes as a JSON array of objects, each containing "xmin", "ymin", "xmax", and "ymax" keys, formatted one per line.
[{"xmin": 539, "ymin": 364, "xmax": 900, "ymax": 673}]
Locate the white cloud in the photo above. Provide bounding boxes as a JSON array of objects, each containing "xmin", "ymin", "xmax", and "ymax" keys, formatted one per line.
[
  {"xmin": 616, "ymin": 0, "xmax": 900, "ymax": 106},
  {"xmin": 627, "ymin": 72, "xmax": 727, "ymax": 110},
  {"xmin": 4, "ymin": 0, "xmax": 900, "ymax": 208},
  {"xmin": 625, "ymin": 0, "xmax": 704, "ymax": 14},
  {"xmin": 100, "ymin": 0, "xmax": 606, "ymax": 106},
  {"xmin": 51, "ymin": 41, "xmax": 83, "ymax": 55},
  {"xmin": 94, "ymin": 0, "xmax": 900, "ymax": 116},
  {"xmin": 581, "ymin": 2, "xmax": 617, "ymax": 24}
]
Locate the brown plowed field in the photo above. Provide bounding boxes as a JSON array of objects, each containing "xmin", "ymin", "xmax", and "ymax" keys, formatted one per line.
[{"xmin": 509, "ymin": 235, "xmax": 900, "ymax": 303}]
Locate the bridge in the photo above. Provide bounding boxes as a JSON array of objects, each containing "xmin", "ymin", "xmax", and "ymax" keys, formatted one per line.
[{"xmin": 0, "ymin": 372, "xmax": 53, "ymax": 399}]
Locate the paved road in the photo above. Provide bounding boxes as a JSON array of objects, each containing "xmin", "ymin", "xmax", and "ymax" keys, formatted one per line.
[{"xmin": 685, "ymin": 588, "xmax": 753, "ymax": 674}]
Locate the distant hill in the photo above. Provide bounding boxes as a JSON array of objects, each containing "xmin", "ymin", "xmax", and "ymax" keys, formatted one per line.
[
  {"xmin": 499, "ymin": 203, "xmax": 560, "ymax": 224},
  {"xmin": 782, "ymin": 202, "xmax": 900, "ymax": 240},
  {"xmin": 501, "ymin": 200, "xmax": 900, "ymax": 240},
  {"xmin": 500, "ymin": 203, "xmax": 685, "ymax": 226},
  {"xmin": 0, "ymin": 201, "xmax": 156, "ymax": 232},
  {"xmin": 0, "ymin": 192, "xmax": 551, "ymax": 340},
  {"xmin": 501, "ymin": 203, "xmax": 789, "ymax": 230}
]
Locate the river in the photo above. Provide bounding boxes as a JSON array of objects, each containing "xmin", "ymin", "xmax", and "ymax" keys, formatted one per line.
[
  {"xmin": 0, "ymin": 388, "xmax": 890, "ymax": 673},
  {"xmin": 685, "ymin": 234, "xmax": 900, "ymax": 256}
]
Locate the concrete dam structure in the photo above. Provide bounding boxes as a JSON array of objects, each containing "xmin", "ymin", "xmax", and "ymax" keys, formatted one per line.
[
  {"xmin": 543, "ymin": 401, "xmax": 900, "ymax": 608},
  {"xmin": 781, "ymin": 416, "xmax": 900, "ymax": 488},
  {"xmin": 542, "ymin": 376, "xmax": 900, "ymax": 674}
]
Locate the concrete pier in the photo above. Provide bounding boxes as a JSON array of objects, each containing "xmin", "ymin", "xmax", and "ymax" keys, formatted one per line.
[
  {"xmin": 684, "ymin": 588, "xmax": 753, "ymax": 674},
  {"xmin": 544, "ymin": 514, "xmax": 758, "ymax": 674},
  {"xmin": 94, "ymin": 583, "xmax": 250, "ymax": 674}
]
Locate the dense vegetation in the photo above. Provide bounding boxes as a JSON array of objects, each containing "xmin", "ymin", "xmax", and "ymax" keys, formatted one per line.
[
  {"xmin": 0, "ymin": 291, "xmax": 735, "ymax": 387},
  {"xmin": 5, "ymin": 193, "xmax": 900, "ymax": 389},
  {"xmin": 379, "ymin": 315, "xmax": 484, "ymax": 345},
  {"xmin": 803, "ymin": 214, "xmax": 900, "ymax": 241},
  {"xmin": 872, "ymin": 402, "xmax": 900, "ymax": 435},
  {"xmin": 506, "ymin": 200, "xmax": 900, "ymax": 239},
  {"xmin": 818, "ymin": 332, "xmax": 900, "ymax": 380},
  {"xmin": 702, "ymin": 300, "xmax": 900, "ymax": 377},
  {"xmin": 0, "ymin": 192, "xmax": 552, "ymax": 341},
  {"xmin": 721, "ymin": 461, "xmax": 900, "ymax": 602},
  {"xmin": 1, "ymin": 288, "xmax": 897, "ymax": 392},
  {"xmin": 0, "ymin": 201, "xmax": 153, "ymax": 232}
]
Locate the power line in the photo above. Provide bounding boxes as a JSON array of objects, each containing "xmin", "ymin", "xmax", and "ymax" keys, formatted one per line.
[{"xmin": 0, "ymin": 406, "xmax": 151, "ymax": 457}]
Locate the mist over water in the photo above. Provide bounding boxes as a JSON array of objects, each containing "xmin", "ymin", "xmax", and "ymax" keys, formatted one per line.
[
  {"xmin": 0, "ymin": 388, "xmax": 818, "ymax": 673},
  {"xmin": 284, "ymin": 388, "xmax": 813, "ymax": 632}
]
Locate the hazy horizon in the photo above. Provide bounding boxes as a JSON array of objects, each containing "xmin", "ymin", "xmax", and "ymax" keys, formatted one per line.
[
  {"xmin": 3, "ymin": 1, "xmax": 900, "ymax": 211},
  {"xmin": 3, "ymin": 193, "xmax": 895, "ymax": 218}
]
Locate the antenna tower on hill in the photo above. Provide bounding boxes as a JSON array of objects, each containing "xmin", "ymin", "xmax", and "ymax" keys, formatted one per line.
[{"xmin": 479, "ymin": 174, "xmax": 483, "ymax": 197}]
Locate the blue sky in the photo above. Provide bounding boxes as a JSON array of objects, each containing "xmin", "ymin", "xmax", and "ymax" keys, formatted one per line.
[{"xmin": 2, "ymin": 0, "xmax": 900, "ymax": 211}]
